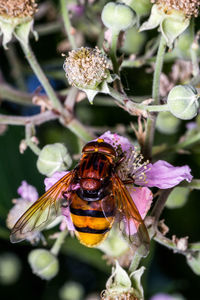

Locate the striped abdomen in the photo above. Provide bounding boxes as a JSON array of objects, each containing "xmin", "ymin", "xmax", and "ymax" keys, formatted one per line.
[{"xmin": 69, "ymin": 193, "xmax": 116, "ymax": 247}]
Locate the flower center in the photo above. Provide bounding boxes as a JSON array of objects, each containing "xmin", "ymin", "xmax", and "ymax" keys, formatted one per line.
[
  {"xmin": 117, "ymin": 146, "xmax": 151, "ymax": 185},
  {"xmin": 63, "ymin": 46, "xmax": 109, "ymax": 88}
]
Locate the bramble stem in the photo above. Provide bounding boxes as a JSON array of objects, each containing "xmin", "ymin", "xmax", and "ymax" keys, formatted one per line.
[
  {"xmin": 110, "ymin": 30, "xmax": 119, "ymax": 75},
  {"xmin": 20, "ymin": 43, "xmax": 63, "ymax": 112},
  {"xmin": 143, "ymin": 35, "xmax": 166, "ymax": 159},
  {"xmin": 154, "ymin": 230, "xmax": 199, "ymax": 256},
  {"xmin": 50, "ymin": 229, "xmax": 68, "ymax": 256},
  {"xmin": 25, "ymin": 124, "xmax": 41, "ymax": 155},
  {"xmin": 60, "ymin": 0, "xmax": 77, "ymax": 50},
  {"xmin": 0, "ymin": 111, "xmax": 58, "ymax": 126},
  {"xmin": 0, "ymin": 84, "xmax": 34, "ymax": 106},
  {"xmin": 108, "ymin": 87, "xmax": 169, "ymax": 115}
]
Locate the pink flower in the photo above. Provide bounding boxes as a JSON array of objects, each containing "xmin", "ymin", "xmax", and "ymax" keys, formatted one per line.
[
  {"xmin": 46, "ymin": 131, "xmax": 192, "ymax": 235},
  {"xmin": 17, "ymin": 181, "xmax": 38, "ymax": 202},
  {"xmin": 68, "ymin": 4, "xmax": 84, "ymax": 17},
  {"xmin": 150, "ymin": 294, "xmax": 177, "ymax": 300},
  {"xmin": 44, "ymin": 171, "xmax": 68, "ymax": 191},
  {"xmin": 7, "ymin": 181, "xmax": 41, "ymax": 244}
]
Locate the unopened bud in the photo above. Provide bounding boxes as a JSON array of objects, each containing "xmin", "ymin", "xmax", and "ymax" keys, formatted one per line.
[
  {"xmin": 37, "ymin": 143, "xmax": 72, "ymax": 177},
  {"xmin": 122, "ymin": 0, "xmax": 152, "ymax": 18},
  {"xmin": 28, "ymin": 249, "xmax": 59, "ymax": 280},
  {"xmin": 167, "ymin": 85, "xmax": 200, "ymax": 120},
  {"xmin": 156, "ymin": 111, "xmax": 181, "ymax": 134},
  {"xmin": 101, "ymin": 2, "xmax": 136, "ymax": 33},
  {"xmin": 0, "ymin": 253, "xmax": 21, "ymax": 285},
  {"xmin": 59, "ymin": 281, "xmax": 84, "ymax": 300}
]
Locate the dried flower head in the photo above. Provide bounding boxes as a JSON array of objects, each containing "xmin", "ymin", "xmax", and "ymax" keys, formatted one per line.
[
  {"xmin": 140, "ymin": 0, "xmax": 200, "ymax": 47},
  {"xmin": 0, "ymin": 0, "xmax": 38, "ymax": 48},
  {"xmin": 151, "ymin": 0, "xmax": 200, "ymax": 17},
  {"xmin": 64, "ymin": 46, "xmax": 110, "ymax": 90},
  {"xmin": 0, "ymin": 0, "xmax": 37, "ymax": 18}
]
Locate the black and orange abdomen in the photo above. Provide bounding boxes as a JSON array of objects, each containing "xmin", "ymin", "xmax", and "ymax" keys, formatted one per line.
[{"xmin": 69, "ymin": 193, "xmax": 116, "ymax": 247}]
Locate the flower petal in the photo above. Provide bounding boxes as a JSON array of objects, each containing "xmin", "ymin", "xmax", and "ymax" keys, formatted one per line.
[
  {"xmin": 17, "ymin": 181, "xmax": 38, "ymax": 202},
  {"xmin": 61, "ymin": 207, "xmax": 75, "ymax": 231},
  {"xmin": 99, "ymin": 131, "xmax": 134, "ymax": 152},
  {"xmin": 145, "ymin": 160, "xmax": 193, "ymax": 189},
  {"xmin": 44, "ymin": 171, "xmax": 68, "ymax": 191},
  {"xmin": 124, "ymin": 187, "xmax": 153, "ymax": 235}
]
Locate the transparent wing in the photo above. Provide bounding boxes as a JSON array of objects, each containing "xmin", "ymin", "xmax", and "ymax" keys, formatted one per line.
[
  {"xmin": 10, "ymin": 171, "xmax": 74, "ymax": 243},
  {"xmin": 112, "ymin": 174, "xmax": 150, "ymax": 254}
]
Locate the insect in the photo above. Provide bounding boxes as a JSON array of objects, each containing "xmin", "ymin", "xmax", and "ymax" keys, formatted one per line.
[{"xmin": 11, "ymin": 138, "xmax": 150, "ymax": 250}]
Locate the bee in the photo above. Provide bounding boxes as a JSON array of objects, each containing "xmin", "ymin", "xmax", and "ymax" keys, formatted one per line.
[{"xmin": 11, "ymin": 138, "xmax": 150, "ymax": 250}]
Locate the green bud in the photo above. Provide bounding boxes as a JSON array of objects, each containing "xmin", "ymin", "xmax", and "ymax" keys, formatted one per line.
[
  {"xmin": 186, "ymin": 252, "xmax": 200, "ymax": 275},
  {"xmin": 167, "ymin": 85, "xmax": 200, "ymax": 120},
  {"xmin": 37, "ymin": 143, "xmax": 72, "ymax": 177},
  {"xmin": 0, "ymin": 253, "xmax": 21, "ymax": 285},
  {"xmin": 101, "ymin": 2, "xmax": 136, "ymax": 33},
  {"xmin": 122, "ymin": 0, "xmax": 152, "ymax": 18},
  {"xmin": 59, "ymin": 281, "xmax": 84, "ymax": 300},
  {"xmin": 156, "ymin": 111, "xmax": 181, "ymax": 135},
  {"xmin": 122, "ymin": 27, "xmax": 146, "ymax": 55},
  {"xmin": 28, "ymin": 249, "xmax": 59, "ymax": 280},
  {"xmin": 166, "ymin": 187, "xmax": 190, "ymax": 209}
]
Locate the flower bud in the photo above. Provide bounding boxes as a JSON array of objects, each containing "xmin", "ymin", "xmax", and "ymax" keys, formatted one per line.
[
  {"xmin": 122, "ymin": 27, "xmax": 146, "ymax": 55},
  {"xmin": 0, "ymin": 253, "xmax": 21, "ymax": 285},
  {"xmin": 0, "ymin": 0, "xmax": 38, "ymax": 48},
  {"xmin": 59, "ymin": 281, "xmax": 84, "ymax": 300},
  {"xmin": 122, "ymin": 0, "xmax": 152, "ymax": 18},
  {"xmin": 101, "ymin": 2, "xmax": 136, "ymax": 33},
  {"xmin": 156, "ymin": 111, "xmax": 181, "ymax": 134},
  {"xmin": 28, "ymin": 249, "xmax": 59, "ymax": 280},
  {"xmin": 166, "ymin": 187, "xmax": 190, "ymax": 208},
  {"xmin": 37, "ymin": 143, "xmax": 72, "ymax": 177},
  {"xmin": 167, "ymin": 85, "xmax": 200, "ymax": 120}
]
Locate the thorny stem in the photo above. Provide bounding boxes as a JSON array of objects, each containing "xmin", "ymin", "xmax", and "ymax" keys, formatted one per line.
[
  {"xmin": 50, "ymin": 228, "xmax": 68, "ymax": 256},
  {"xmin": 60, "ymin": 0, "xmax": 77, "ymax": 50},
  {"xmin": 20, "ymin": 42, "xmax": 63, "ymax": 112},
  {"xmin": 108, "ymin": 87, "xmax": 169, "ymax": 116},
  {"xmin": 0, "ymin": 111, "xmax": 58, "ymax": 126},
  {"xmin": 143, "ymin": 35, "xmax": 166, "ymax": 159},
  {"xmin": 154, "ymin": 230, "xmax": 199, "ymax": 256},
  {"xmin": 18, "ymin": 42, "xmax": 93, "ymax": 142},
  {"xmin": 25, "ymin": 124, "xmax": 41, "ymax": 155}
]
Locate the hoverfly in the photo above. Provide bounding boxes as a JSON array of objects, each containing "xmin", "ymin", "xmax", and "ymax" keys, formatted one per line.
[{"xmin": 11, "ymin": 138, "xmax": 150, "ymax": 250}]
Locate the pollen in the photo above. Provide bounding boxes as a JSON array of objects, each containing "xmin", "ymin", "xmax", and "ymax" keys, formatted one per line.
[
  {"xmin": 118, "ymin": 147, "xmax": 150, "ymax": 185},
  {"xmin": 0, "ymin": 0, "xmax": 38, "ymax": 18},
  {"xmin": 151, "ymin": 0, "xmax": 200, "ymax": 17},
  {"xmin": 63, "ymin": 46, "xmax": 110, "ymax": 89}
]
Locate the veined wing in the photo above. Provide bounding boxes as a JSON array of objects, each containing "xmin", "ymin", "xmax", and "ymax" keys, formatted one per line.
[
  {"xmin": 112, "ymin": 174, "xmax": 150, "ymax": 254},
  {"xmin": 10, "ymin": 171, "xmax": 74, "ymax": 243}
]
